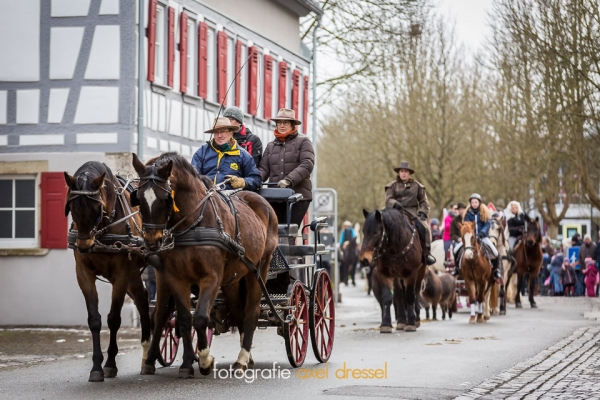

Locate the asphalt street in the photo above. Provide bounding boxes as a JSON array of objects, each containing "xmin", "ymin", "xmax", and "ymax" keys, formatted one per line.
[{"xmin": 1, "ymin": 276, "xmax": 598, "ymax": 400}]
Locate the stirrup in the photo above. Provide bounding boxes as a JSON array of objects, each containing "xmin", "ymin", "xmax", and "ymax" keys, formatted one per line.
[
  {"xmin": 452, "ymin": 268, "xmax": 460, "ymax": 277},
  {"xmin": 426, "ymin": 254, "xmax": 436, "ymax": 266}
]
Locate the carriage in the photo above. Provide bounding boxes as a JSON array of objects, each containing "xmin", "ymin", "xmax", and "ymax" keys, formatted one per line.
[{"xmin": 152, "ymin": 186, "xmax": 335, "ymax": 369}]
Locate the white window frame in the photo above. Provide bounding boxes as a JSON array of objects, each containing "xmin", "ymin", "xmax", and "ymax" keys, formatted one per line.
[
  {"xmin": 271, "ymin": 53, "xmax": 279, "ymax": 118},
  {"xmin": 226, "ymin": 35, "xmax": 235, "ymax": 107},
  {"xmin": 0, "ymin": 175, "xmax": 38, "ymax": 249},
  {"xmin": 298, "ymin": 74, "xmax": 304, "ymax": 133},
  {"xmin": 186, "ymin": 14, "xmax": 197, "ymax": 96},
  {"xmin": 238, "ymin": 41, "xmax": 248, "ymax": 113},
  {"xmin": 154, "ymin": 2, "xmax": 167, "ymax": 85},
  {"xmin": 206, "ymin": 24, "xmax": 217, "ymax": 102}
]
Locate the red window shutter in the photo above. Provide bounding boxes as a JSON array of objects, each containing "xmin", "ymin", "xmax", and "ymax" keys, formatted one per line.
[
  {"xmin": 41, "ymin": 172, "xmax": 68, "ymax": 249},
  {"xmin": 292, "ymin": 69, "xmax": 300, "ymax": 116},
  {"xmin": 278, "ymin": 61, "xmax": 287, "ymax": 110},
  {"xmin": 167, "ymin": 6, "xmax": 175, "ymax": 87},
  {"xmin": 263, "ymin": 54, "xmax": 273, "ymax": 120},
  {"xmin": 217, "ymin": 31, "xmax": 228, "ymax": 103},
  {"xmin": 198, "ymin": 22, "xmax": 208, "ymax": 99},
  {"xmin": 147, "ymin": 0, "xmax": 158, "ymax": 82},
  {"xmin": 303, "ymin": 75, "xmax": 309, "ymax": 132},
  {"xmin": 234, "ymin": 40, "xmax": 242, "ymax": 107},
  {"xmin": 179, "ymin": 12, "xmax": 188, "ymax": 93},
  {"xmin": 247, "ymin": 46, "xmax": 258, "ymax": 115}
]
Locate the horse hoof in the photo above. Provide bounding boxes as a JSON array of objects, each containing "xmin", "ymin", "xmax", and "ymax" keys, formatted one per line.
[
  {"xmin": 530, "ymin": 302, "xmax": 537, "ymax": 308},
  {"xmin": 396, "ymin": 323, "xmax": 406, "ymax": 331},
  {"xmin": 404, "ymin": 325, "xmax": 417, "ymax": 332},
  {"xmin": 103, "ymin": 367, "xmax": 118, "ymax": 378},
  {"xmin": 416, "ymin": 321, "xmax": 421, "ymax": 328},
  {"xmin": 468, "ymin": 316, "xmax": 476, "ymax": 324},
  {"xmin": 515, "ymin": 302, "xmax": 522, "ymax": 308},
  {"xmin": 483, "ymin": 316, "xmax": 490, "ymax": 321},
  {"xmin": 199, "ymin": 358, "xmax": 215, "ymax": 376},
  {"xmin": 499, "ymin": 310, "xmax": 506, "ymax": 315},
  {"xmin": 140, "ymin": 364, "xmax": 156, "ymax": 375},
  {"xmin": 232, "ymin": 362, "xmax": 248, "ymax": 371},
  {"xmin": 178, "ymin": 367, "xmax": 195, "ymax": 379},
  {"xmin": 88, "ymin": 370, "xmax": 104, "ymax": 382},
  {"xmin": 380, "ymin": 326, "xmax": 393, "ymax": 334},
  {"xmin": 248, "ymin": 358, "xmax": 255, "ymax": 369},
  {"xmin": 491, "ymin": 309, "xmax": 498, "ymax": 315}
]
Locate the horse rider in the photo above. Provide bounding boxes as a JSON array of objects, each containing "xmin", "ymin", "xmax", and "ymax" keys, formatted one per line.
[
  {"xmin": 385, "ymin": 161, "xmax": 436, "ymax": 266},
  {"xmin": 450, "ymin": 202, "xmax": 466, "ymax": 259},
  {"xmin": 339, "ymin": 220, "xmax": 356, "ymax": 245},
  {"xmin": 453, "ymin": 194, "xmax": 502, "ymax": 279},
  {"xmin": 259, "ymin": 108, "xmax": 315, "ymax": 227},
  {"xmin": 223, "ymin": 106, "xmax": 263, "ymax": 167},
  {"xmin": 505, "ymin": 200, "xmax": 526, "ymax": 250},
  {"xmin": 191, "ymin": 116, "xmax": 262, "ymax": 191}
]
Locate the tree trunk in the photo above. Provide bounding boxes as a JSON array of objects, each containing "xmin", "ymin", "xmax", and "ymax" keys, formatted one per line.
[{"xmin": 546, "ymin": 224, "xmax": 559, "ymax": 240}]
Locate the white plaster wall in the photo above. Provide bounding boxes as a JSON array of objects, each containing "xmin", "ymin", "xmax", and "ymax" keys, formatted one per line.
[
  {"xmin": 16, "ymin": 89, "xmax": 40, "ymax": 124},
  {"xmin": 169, "ymin": 140, "xmax": 181, "ymax": 153},
  {"xmin": 147, "ymin": 136, "xmax": 158, "ymax": 149},
  {"xmin": 76, "ymin": 133, "xmax": 118, "ymax": 144},
  {"xmin": 159, "ymin": 139, "xmax": 169, "ymax": 152},
  {"xmin": 0, "ymin": 91, "xmax": 7, "ymax": 124},
  {"xmin": 99, "ymin": 0, "xmax": 119, "ymax": 15},
  {"xmin": 20, "ymin": 134, "xmax": 64, "ymax": 145},
  {"xmin": 50, "ymin": 27, "xmax": 85, "ymax": 80},
  {"xmin": 85, "ymin": 25, "xmax": 121, "ymax": 80},
  {"xmin": 74, "ymin": 86, "xmax": 119, "ymax": 124},
  {"xmin": 189, "ymin": 107, "xmax": 197, "ymax": 141},
  {"xmin": 151, "ymin": 93, "xmax": 159, "ymax": 131},
  {"xmin": 0, "ymin": 0, "xmax": 40, "ymax": 82},
  {"xmin": 51, "ymin": 0, "xmax": 90, "ymax": 17},
  {"xmin": 182, "ymin": 104, "xmax": 190, "ymax": 138},
  {"xmin": 0, "ymin": 136, "xmax": 7, "ymax": 146},
  {"xmin": 158, "ymin": 95, "xmax": 167, "ymax": 132},
  {"xmin": 169, "ymin": 100, "xmax": 182, "ymax": 136},
  {"xmin": 47, "ymin": 88, "xmax": 70, "ymax": 123}
]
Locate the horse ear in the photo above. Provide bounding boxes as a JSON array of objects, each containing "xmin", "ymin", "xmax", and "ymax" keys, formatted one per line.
[
  {"xmin": 158, "ymin": 160, "xmax": 173, "ymax": 178},
  {"xmin": 91, "ymin": 172, "xmax": 106, "ymax": 190},
  {"xmin": 363, "ymin": 209, "xmax": 369, "ymax": 219},
  {"xmin": 375, "ymin": 210, "xmax": 382, "ymax": 222},
  {"xmin": 64, "ymin": 172, "xmax": 76, "ymax": 189},
  {"xmin": 64, "ymin": 202, "xmax": 71, "ymax": 217},
  {"xmin": 132, "ymin": 153, "xmax": 146, "ymax": 177}
]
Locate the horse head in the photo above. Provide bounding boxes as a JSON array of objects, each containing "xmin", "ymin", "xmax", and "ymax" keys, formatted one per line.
[
  {"xmin": 359, "ymin": 208, "xmax": 383, "ymax": 266},
  {"xmin": 64, "ymin": 164, "xmax": 109, "ymax": 251},
  {"xmin": 524, "ymin": 215, "xmax": 542, "ymax": 247},
  {"xmin": 132, "ymin": 153, "xmax": 174, "ymax": 251},
  {"xmin": 488, "ymin": 218, "xmax": 503, "ymax": 249},
  {"xmin": 460, "ymin": 222, "xmax": 477, "ymax": 260}
]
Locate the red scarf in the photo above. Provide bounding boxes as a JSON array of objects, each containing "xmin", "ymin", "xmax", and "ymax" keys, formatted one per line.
[{"xmin": 274, "ymin": 129, "xmax": 297, "ymax": 141}]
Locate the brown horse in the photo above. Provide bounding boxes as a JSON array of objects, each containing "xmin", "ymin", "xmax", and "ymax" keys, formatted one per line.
[
  {"xmin": 420, "ymin": 269, "xmax": 442, "ymax": 320},
  {"xmin": 64, "ymin": 162, "xmax": 151, "ymax": 382},
  {"xmin": 438, "ymin": 274, "xmax": 457, "ymax": 320},
  {"xmin": 460, "ymin": 222, "xmax": 496, "ymax": 323},
  {"xmin": 360, "ymin": 208, "xmax": 425, "ymax": 332},
  {"xmin": 506, "ymin": 216, "xmax": 543, "ymax": 308},
  {"xmin": 132, "ymin": 153, "xmax": 278, "ymax": 378}
]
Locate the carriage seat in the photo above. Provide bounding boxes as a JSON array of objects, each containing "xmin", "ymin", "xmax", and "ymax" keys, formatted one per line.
[
  {"xmin": 278, "ymin": 243, "xmax": 327, "ymax": 257},
  {"xmin": 278, "ymin": 224, "xmax": 299, "ymax": 237},
  {"xmin": 258, "ymin": 188, "xmax": 303, "ymax": 203}
]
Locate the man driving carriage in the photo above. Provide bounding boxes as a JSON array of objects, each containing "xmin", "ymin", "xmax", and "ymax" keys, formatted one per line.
[
  {"xmin": 452, "ymin": 193, "xmax": 502, "ymax": 279},
  {"xmin": 385, "ymin": 161, "xmax": 436, "ymax": 266},
  {"xmin": 191, "ymin": 117, "xmax": 262, "ymax": 191}
]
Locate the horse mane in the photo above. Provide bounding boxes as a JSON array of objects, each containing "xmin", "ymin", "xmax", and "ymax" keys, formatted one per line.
[
  {"xmin": 380, "ymin": 208, "xmax": 409, "ymax": 244},
  {"xmin": 460, "ymin": 221, "xmax": 474, "ymax": 236},
  {"xmin": 146, "ymin": 152, "xmax": 215, "ymax": 189},
  {"xmin": 73, "ymin": 161, "xmax": 116, "ymax": 189}
]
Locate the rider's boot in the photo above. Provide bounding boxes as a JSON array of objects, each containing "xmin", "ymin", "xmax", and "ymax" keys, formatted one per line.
[
  {"xmin": 414, "ymin": 217, "xmax": 436, "ymax": 266},
  {"xmin": 492, "ymin": 257, "xmax": 502, "ymax": 280},
  {"xmin": 425, "ymin": 247, "xmax": 436, "ymax": 266},
  {"xmin": 452, "ymin": 249, "xmax": 462, "ymax": 277}
]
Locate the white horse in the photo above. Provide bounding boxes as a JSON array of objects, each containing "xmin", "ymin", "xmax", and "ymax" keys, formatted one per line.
[
  {"xmin": 488, "ymin": 218, "xmax": 512, "ymax": 314},
  {"xmin": 430, "ymin": 239, "xmax": 447, "ymax": 274}
]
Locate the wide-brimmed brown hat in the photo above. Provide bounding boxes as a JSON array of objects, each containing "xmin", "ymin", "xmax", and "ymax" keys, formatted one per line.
[
  {"xmin": 270, "ymin": 108, "xmax": 302, "ymax": 125},
  {"xmin": 204, "ymin": 117, "xmax": 239, "ymax": 133},
  {"xmin": 393, "ymin": 161, "xmax": 415, "ymax": 174}
]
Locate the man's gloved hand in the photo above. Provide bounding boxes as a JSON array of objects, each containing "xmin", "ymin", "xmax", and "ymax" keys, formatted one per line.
[
  {"xmin": 277, "ymin": 179, "xmax": 291, "ymax": 188},
  {"xmin": 418, "ymin": 212, "xmax": 427, "ymax": 221},
  {"xmin": 393, "ymin": 202, "xmax": 404, "ymax": 211},
  {"xmin": 225, "ymin": 175, "xmax": 245, "ymax": 189}
]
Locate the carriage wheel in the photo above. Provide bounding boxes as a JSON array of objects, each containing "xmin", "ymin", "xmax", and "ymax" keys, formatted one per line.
[
  {"xmin": 309, "ymin": 269, "xmax": 335, "ymax": 363},
  {"xmin": 284, "ymin": 281, "xmax": 309, "ymax": 368},
  {"xmin": 157, "ymin": 312, "xmax": 179, "ymax": 367}
]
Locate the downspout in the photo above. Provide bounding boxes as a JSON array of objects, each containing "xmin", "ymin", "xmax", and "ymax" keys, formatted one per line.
[
  {"xmin": 311, "ymin": 16, "xmax": 321, "ymax": 219},
  {"xmin": 137, "ymin": 0, "xmax": 145, "ymax": 160}
]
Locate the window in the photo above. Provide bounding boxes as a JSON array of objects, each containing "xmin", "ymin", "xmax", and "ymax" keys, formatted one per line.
[
  {"xmin": 226, "ymin": 36, "xmax": 235, "ymax": 107},
  {"xmin": 0, "ymin": 176, "xmax": 37, "ymax": 248},
  {"xmin": 186, "ymin": 16, "xmax": 197, "ymax": 95},
  {"xmin": 154, "ymin": 3, "xmax": 166, "ymax": 85},
  {"xmin": 207, "ymin": 26, "xmax": 216, "ymax": 102}
]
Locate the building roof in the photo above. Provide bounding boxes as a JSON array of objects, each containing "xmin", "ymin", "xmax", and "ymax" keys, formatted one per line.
[{"xmin": 275, "ymin": 0, "xmax": 323, "ymax": 17}]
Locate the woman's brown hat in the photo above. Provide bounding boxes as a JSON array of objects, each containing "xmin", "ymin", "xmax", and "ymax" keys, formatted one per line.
[{"xmin": 270, "ymin": 108, "xmax": 302, "ymax": 125}]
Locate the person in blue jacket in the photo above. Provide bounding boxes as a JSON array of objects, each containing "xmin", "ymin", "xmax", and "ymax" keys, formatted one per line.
[
  {"xmin": 453, "ymin": 193, "xmax": 501, "ymax": 279},
  {"xmin": 191, "ymin": 117, "xmax": 262, "ymax": 191},
  {"xmin": 338, "ymin": 221, "xmax": 356, "ymax": 245}
]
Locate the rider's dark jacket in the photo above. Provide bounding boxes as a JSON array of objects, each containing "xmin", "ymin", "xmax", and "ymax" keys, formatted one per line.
[
  {"xmin": 384, "ymin": 178, "xmax": 429, "ymax": 219},
  {"xmin": 233, "ymin": 125, "xmax": 263, "ymax": 167},
  {"xmin": 463, "ymin": 207, "xmax": 490, "ymax": 238},
  {"xmin": 507, "ymin": 213, "xmax": 526, "ymax": 238},
  {"xmin": 450, "ymin": 214, "xmax": 463, "ymax": 242},
  {"xmin": 191, "ymin": 139, "xmax": 262, "ymax": 191}
]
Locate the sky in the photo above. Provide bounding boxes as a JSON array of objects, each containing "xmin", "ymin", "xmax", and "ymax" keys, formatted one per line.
[{"xmin": 435, "ymin": 0, "xmax": 495, "ymax": 55}]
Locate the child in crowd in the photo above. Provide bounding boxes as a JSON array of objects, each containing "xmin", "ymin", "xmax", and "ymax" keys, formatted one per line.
[
  {"xmin": 582, "ymin": 257, "xmax": 598, "ymax": 297},
  {"xmin": 562, "ymin": 258, "xmax": 577, "ymax": 297}
]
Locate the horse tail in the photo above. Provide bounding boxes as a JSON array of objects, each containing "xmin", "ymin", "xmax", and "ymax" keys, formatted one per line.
[
  {"xmin": 451, "ymin": 291, "xmax": 458, "ymax": 313},
  {"xmin": 490, "ymin": 283, "xmax": 499, "ymax": 310}
]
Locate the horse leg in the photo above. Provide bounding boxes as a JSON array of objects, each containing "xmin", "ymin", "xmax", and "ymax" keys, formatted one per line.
[
  {"xmin": 76, "ymin": 265, "xmax": 105, "ymax": 382},
  {"xmin": 234, "ymin": 273, "xmax": 264, "ymax": 370},
  {"xmin": 425, "ymin": 305, "xmax": 430, "ymax": 320},
  {"xmin": 515, "ymin": 273, "xmax": 523, "ymax": 308},
  {"xmin": 482, "ymin": 287, "xmax": 491, "ymax": 322},
  {"xmin": 194, "ymin": 274, "xmax": 220, "ymax": 375},
  {"xmin": 404, "ymin": 280, "xmax": 418, "ymax": 332},
  {"xmin": 141, "ymin": 276, "xmax": 171, "ymax": 375},
  {"xmin": 441, "ymin": 303, "xmax": 446, "ymax": 320},
  {"xmin": 395, "ymin": 280, "xmax": 407, "ymax": 330},
  {"xmin": 529, "ymin": 272, "xmax": 538, "ymax": 308},
  {"xmin": 367, "ymin": 268, "xmax": 373, "ymax": 295},
  {"xmin": 380, "ymin": 283, "xmax": 393, "ymax": 333},
  {"xmin": 167, "ymin": 284, "xmax": 194, "ymax": 379},
  {"xmin": 499, "ymin": 282, "xmax": 507, "ymax": 315},
  {"xmin": 103, "ymin": 273, "xmax": 129, "ymax": 378},
  {"xmin": 467, "ymin": 280, "xmax": 477, "ymax": 324},
  {"xmin": 126, "ymin": 274, "xmax": 152, "ymax": 365},
  {"xmin": 432, "ymin": 302, "xmax": 438, "ymax": 321}
]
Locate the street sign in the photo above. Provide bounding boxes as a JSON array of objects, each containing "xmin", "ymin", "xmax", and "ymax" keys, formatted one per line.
[
  {"xmin": 568, "ymin": 247, "xmax": 579, "ymax": 265},
  {"xmin": 314, "ymin": 192, "xmax": 333, "ymax": 213}
]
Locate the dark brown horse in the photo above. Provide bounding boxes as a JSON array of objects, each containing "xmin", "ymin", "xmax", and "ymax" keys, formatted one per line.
[
  {"xmin": 64, "ymin": 162, "xmax": 151, "ymax": 382},
  {"xmin": 438, "ymin": 274, "xmax": 457, "ymax": 320},
  {"xmin": 420, "ymin": 269, "xmax": 442, "ymax": 320},
  {"xmin": 341, "ymin": 236, "xmax": 359, "ymax": 286},
  {"xmin": 506, "ymin": 216, "xmax": 543, "ymax": 308},
  {"xmin": 360, "ymin": 208, "xmax": 425, "ymax": 332},
  {"xmin": 460, "ymin": 222, "xmax": 496, "ymax": 323},
  {"xmin": 132, "ymin": 153, "xmax": 278, "ymax": 378}
]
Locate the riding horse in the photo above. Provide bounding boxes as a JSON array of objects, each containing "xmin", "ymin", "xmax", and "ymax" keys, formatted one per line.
[
  {"xmin": 132, "ymin": 153, "xmax": 278, "ymax": 378},
  {"xmin": 341, "ymin": 236, "xmax": 359, "ymax": 286},
  {"xmin": 459, "ymin": 222, "xmax": 496, "ymax": 323},
  {"xmin": 506, "ymin": 216, "xmax": 543, "ymax": 308},
  {"xmin": 488, "ymin": 218, "xmax": 508, "ymax": 315},
  {"xmin": 64, "ymin": 162, "xmax": 151, "ymax": 382},
  {"xmin": 360, "ymin": 208, "xmax": 425, "ymax": 332}
]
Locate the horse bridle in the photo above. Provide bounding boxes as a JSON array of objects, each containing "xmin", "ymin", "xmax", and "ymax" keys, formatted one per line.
[
  {"xmin": 133, "ymin": 164, "xmax": 174, "ymax": 232},
  {"xmin": 372, "ymin": 214, "xmax": 416, "ymax": 263}
]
